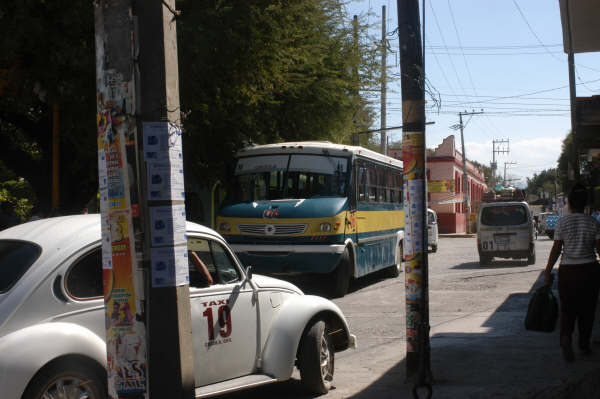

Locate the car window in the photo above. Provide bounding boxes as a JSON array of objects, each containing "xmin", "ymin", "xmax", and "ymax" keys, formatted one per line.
[
  {"xmin": 0, "ymin": 240, "xmax": 41, "ymax": 293},
  {"xmin": 210, "ymin": 241, "xmax": 240, "ymax": 284},
  {"xmin": 481, "ymin": 205, "xmax": 528, "ymax": 226},
  {"xmin": 187, "ymin": 237, "xmax": 240, "ymax": 287},
  {"xmin": 66, "ymin": 248, "xmax": 103, "ymax": 300}
]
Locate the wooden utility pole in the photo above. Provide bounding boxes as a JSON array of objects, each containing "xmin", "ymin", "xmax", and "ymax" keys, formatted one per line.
[
  {"xmin": 380, "ymin": 5, "xmax": 387, "ymax": 155},
  {"xmin": 95, "ymin": 1, "xmax": 194, "ymax": 397},
  {"xmin": 397, "ymin": 0, "xmax": 431, "ymax": 389}
]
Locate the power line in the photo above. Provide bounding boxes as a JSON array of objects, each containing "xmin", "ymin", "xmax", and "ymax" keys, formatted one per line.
[{"xmin": 512, "ymin": 0, "xmax": 563, "ymax": 63}]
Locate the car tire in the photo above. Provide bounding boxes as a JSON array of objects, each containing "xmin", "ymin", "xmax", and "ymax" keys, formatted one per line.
[
  {"xmin": 480, "ymin": 255, "xmax": 492, "ymax": 265},
  {"xmin": 386, "ymin": 241, "xmax": 403, "ymax": 278},
  {"xmin": 22, "ymin": 358, "xmax": 107, "ymax": 399},
  {"xmin": 548, "ymin": 232, "xmax": 554, "ymax": 240},
  {"xmin": 298, "ymin": 320, "xmax": 334, "ymax": 395},
  {"xmin": 431, "ymin": 244, "xmax": 438, "ymax": 253},
  {"xmin": 331, "ymin": 248, "xmax": 351, "ymax": 298}
]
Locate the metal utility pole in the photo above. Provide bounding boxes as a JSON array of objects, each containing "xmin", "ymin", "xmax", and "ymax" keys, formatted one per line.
[
  {"xmin": 397, "ymin": 0, "xmax": 431, "ymax": 391},
  {"xmin": 491, "ymin": 139, "xmax": 510, "ymax": 188},
  {"xmin": 380, "ymin": 5, "xmax": 387, "ymax": 155},
  {"xmin": 457, "ymin": 111, "xmax": 483, "ymax": 233},
  {"xmin": 95, "ymin": 1, "xmax": 194, "ymax": 398},
  {"xmin": 504, "ymin": 161, "xmax": 517, "ymax": 186}
]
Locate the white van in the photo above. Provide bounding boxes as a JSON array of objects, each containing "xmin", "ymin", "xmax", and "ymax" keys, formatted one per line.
[
  {"xmin": 477, "ymin": 201, "xmax": 535, "ymax": 265},
  {"xmin": 427, "ymin": 208, "xmax": 439, "ymax": 252}
]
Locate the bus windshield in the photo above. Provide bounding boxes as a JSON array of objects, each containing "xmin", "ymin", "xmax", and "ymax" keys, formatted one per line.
[{"xmin": 232, "ymin": 154, "xmax": 349, "ymax": 201}]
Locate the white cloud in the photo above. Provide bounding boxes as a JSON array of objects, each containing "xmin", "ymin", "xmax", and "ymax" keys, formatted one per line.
[{"xmin": 463, "ymin": 136, "xmax": 564, "ymax": 183}]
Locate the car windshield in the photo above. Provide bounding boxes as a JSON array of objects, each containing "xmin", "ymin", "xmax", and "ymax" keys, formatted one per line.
[
  {"xmin": 0, "ymin": 240, "xmax": 42, "ymax": 293},
  {"xmin": 232, "ymin": 154, "xmax": 349, "ymax": 201},
  {"xmin": 481, "ymin": 205, "xmax": 528, "ymax": 226}
]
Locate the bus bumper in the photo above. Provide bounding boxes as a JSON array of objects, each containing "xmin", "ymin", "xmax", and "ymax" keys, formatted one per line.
[{"xmin": 230, "ymin": 244, "xmax": 346, "ymax": 274}]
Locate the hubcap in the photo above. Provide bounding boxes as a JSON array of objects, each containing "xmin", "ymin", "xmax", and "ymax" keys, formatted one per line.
[
  {"xmin": 42, "ymin": 377, "xmax": 93, "ymax": 399},
  {"xmin": 319, "ymin": 334, "xmax": 333, "ymax": 382}
]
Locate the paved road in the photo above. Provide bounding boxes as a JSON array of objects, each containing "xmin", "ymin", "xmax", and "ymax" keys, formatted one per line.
[{"xmin": 216, "ymin": 235, "xmax": 555, "ymax": 398}]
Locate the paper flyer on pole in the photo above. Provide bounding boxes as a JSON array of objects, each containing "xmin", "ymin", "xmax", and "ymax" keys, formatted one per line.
[
  {"xmin": 146, "ymin": 152, "xmax": 185, "ymax": 201},
  {"xmin": 149, "ymin": 205, "xmax": 187, "ymax": 246},
  {"xmin": 150, "ymin": 245, "xmax": 190, "ymax": 287}
]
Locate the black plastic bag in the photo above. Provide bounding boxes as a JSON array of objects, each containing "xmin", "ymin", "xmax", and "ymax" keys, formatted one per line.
[{"xmin": 524, "ymin": 284, "xmax": 558, "ymax": 332}]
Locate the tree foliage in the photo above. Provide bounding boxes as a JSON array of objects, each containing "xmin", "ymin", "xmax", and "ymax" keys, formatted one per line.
[
  {"xmin": 0, "ymin": 0, "xmax": 379, "ymax": 215},
  {"xmin": 176, "ymin": 0, "xmax": 379, "ymax": 183},
  {"xmin": 525, "ymin": 168, "xmax": 559, "ymax": 204}
]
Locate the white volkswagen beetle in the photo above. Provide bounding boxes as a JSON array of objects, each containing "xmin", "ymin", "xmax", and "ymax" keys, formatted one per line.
[{"xmin": 0, "ymin": 215, "xmax": 355, "ymax": 399}]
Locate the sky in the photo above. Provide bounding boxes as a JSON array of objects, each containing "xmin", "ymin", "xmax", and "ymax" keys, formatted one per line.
[{"xmin": 346, "ymin": 0, "xmax": 600, "ymax": 187}]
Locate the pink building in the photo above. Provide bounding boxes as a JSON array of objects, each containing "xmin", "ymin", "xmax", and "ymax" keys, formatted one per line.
[{"xmin": 427, "ymin": 136, "xmax": 488, "ymax": 233}]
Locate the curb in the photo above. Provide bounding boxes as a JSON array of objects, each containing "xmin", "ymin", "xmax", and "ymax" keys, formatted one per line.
[{"xmin": 439, "ymin": 234, "xmax": 476, "ymax": 238}]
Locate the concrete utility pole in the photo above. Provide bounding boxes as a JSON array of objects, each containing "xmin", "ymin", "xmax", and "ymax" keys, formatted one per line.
[
  {"xmin": 503, "ymin": 161, "xmax": 517, "ymax": 186},
  {"xmin": 565, "ymin": 0, "xmax": 579, "ymax": 180},
  {"xmin": 380, "ymin": 5, "xmax": 387, "ymax": 155},
  {"xmin": 95, "ymin": 1, "xmax": 194, "ymax": 398},
  {"xmin": 397, "ymin": 0, "xmax": 431, "ymax": 391},
  {"xmin": 352, "ymin": 15, "xmax": 360, "ymax": 146},
  {"xmin": 457, "ymin": 111, "xmax": 483, "ymax": 233},
  {"xmin": 491, "ymin": 139, "xmax": 510, "ymax": 188}
]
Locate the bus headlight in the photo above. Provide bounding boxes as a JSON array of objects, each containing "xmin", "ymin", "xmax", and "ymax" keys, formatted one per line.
[
  {"xmin": 320, "ymin": 223, "xmax": 332, "ymax": 232},
  {"xmin": 219, "ymin": 222, "xmax": 231, "ymax": 232}
]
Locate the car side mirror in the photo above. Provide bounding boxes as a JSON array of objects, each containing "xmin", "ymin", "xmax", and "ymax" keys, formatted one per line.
[{"xmin": 245, "ymin": 265, "xmax": 253, "ymax": 281}]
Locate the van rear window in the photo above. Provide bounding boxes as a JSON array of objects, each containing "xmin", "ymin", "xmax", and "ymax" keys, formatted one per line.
[
  {"xmin": 0, "ymin": 240, "xmax": 41, "ymax": 293},
  {"xmin": 481, "ymin": 205, "xmax": 528, "ymax": 226}
]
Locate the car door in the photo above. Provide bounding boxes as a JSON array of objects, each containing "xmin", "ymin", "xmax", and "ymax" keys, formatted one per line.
[{"xmin": 187, "ymin": 235, "xmax": 259, "ymax": 387}]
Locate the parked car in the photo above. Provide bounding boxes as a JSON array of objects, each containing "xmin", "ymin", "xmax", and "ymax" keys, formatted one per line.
[
  {"xmin": 0, "ymin": 215, "xmax": 356, "ymax": 399},
  {"xmin": 477, "ymin": 201, "xmax": 536, "ymax": 265},
  {"xmin": 427, "ymin": 208, "xmax": 439, "ymax": 252},
  {"xmin": 544, "ymin": 215, "xmax": 560, "ymax": 239}
]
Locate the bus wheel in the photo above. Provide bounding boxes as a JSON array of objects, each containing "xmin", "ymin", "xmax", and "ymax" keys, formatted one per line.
[
  {"xmin": 386, "ymin": 241, "xmax": 403, "ymax": 278},
  {"xmin": 331, "ymin": 249, "xmax": 351, "ymax": 298}
]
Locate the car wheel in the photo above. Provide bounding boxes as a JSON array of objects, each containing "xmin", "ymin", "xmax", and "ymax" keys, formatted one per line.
[
  {"xmin": 386, "ymin": 241, "xmax": 403, "ymax": 278},
  {"xmin": 480, "ymin": 255, "xmax": 492, "ymax": 265},
  {"xmin": 22, "ymin": 359, "xmax": 106, "ymax": 399},
  {"xmin": 298, "ymin": 320, "xmax": 335, "ymax": 395},
  {"xmin": 431, "ymin": 244, "xmax": 438, "ymax": 253},
  {"xmin": 331, "ymin": 248, "xmax": 351, "ymax": 298},
  {"xmin": 548, "ymin": 232, "xmax": 554, "ymax": 240}
]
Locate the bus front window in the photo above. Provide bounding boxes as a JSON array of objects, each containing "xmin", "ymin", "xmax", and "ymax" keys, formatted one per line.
[{"xmin": 233, "ymin": 154, "xmax": 348, "ymax": 201}]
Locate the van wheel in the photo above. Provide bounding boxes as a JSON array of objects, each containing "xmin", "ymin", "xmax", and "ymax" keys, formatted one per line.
[
  {"xmin": 386, "ymin": 241, "xmax": 402, "ymax": 278},
  {"xmin": 480, "ymin": 255, "xmax": 492, "ymax": 265},
  {"xmin": 331, "ymin": 248, "xmax": 351, "ymax": 298}
]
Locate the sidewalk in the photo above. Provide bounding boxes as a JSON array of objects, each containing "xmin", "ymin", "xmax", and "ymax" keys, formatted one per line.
[{"xmin": 334, "ymin": 282, "xmax": 600, "ymax": 399}]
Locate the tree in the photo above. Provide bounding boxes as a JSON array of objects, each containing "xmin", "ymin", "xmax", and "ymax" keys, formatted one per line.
[
  {"xmin": 525, "ymin": 168, "xmax": 558, "ymax": 205},
  {"xmin": 176, "ymin": 0, "xmax": 380, "ymax": 184},
  {"xmin": 0, "ymin": 1, "xmax": 381, "ymax": 214}
]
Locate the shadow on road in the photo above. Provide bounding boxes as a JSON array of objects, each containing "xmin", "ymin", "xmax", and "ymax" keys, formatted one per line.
[
  {"xmin": 281, "ymin": 268, "xmax": 396, "ymax": 299},
  {"xmin": 452, "ymin": 259, "xmax": 530, "ymax": 270}
]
